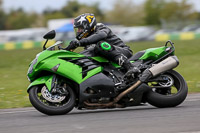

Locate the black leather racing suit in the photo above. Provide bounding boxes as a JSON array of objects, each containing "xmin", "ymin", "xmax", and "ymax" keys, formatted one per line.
[{"xmin": 79, "ymin": 23, "xmax": 133, "ymax": 67}]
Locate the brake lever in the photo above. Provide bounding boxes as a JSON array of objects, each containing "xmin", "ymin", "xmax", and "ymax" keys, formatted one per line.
[
  {"xmin": 58, "ymin": 46, "xmax": 65, "ymax": 50},
  {"xmin": 63, "ymin": 46, "xmax": 75, "ymax": 52}
]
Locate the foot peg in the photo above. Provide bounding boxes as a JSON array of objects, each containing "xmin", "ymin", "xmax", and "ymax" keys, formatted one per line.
[{"xmin": 124, "ymin": 67, "xmax": 141, "ymax": 79}]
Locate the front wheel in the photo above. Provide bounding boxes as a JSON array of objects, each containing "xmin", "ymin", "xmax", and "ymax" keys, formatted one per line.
[
  {"xmin": 29, "ymin": 83, "xmax": 76, "ymax": 115},
  {"xmin": 145, "ymin": 70, "xmax": 188, "ymax": 108}
]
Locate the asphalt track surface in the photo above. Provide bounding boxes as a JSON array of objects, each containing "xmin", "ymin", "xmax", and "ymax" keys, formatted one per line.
[{"xmin": 0, "ymin": 93, "xmax": 200, "ymax": 133}]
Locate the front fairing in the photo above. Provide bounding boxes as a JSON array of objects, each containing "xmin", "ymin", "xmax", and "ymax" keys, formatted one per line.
[
  {"xmin": 27, "ymin": 49, "xmax": 86, "ymax": 82},
  {"xmin": 27, "ymin": 41, "xmax": 106, "ymax": 84}
]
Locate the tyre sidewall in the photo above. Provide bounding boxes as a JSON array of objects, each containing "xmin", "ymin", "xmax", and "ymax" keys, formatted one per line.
[
  {"xmin": 29, "ymin": 85, "xmax": 76, "ymax": 115},
  {"xmin": 146, "ymin": 70, "xmax": 188, "ymax": 108}
]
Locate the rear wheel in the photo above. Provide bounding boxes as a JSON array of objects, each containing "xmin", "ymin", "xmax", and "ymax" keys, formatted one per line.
[
  {"xmin": 146, "ymin": 70, "xmax": 188, "ymax": 108},
  {"xmin": 29, "ymin": 82, "xmax": 75, "ymax": 115}
]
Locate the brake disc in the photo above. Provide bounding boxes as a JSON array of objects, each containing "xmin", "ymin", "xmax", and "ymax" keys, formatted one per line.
[
  {"xmin": 41, "ymin": 86, "xmax": 66, "ymax": 103},
  {"xmin": 158, "ymin": 75, "xmax": 174, "ymax": 87}
]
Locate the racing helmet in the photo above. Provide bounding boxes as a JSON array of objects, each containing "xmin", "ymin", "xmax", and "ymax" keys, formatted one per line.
[{"xmin": 73, "ymin": 13, "xmax": 96, "ymax": 40}]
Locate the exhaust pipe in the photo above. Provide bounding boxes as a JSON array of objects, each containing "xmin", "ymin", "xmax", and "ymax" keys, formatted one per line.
[
  {"xmin": 84, "ymin": 56, "xmax": 179, "ymax": 108},
  {"xmin": 149, "ymin": 56, "xmax": 179, "ymax": 76},
  {"xmin": 84, "ymin": 80, "xmax": 142, "ymax": 108},
  {"xmin": 140, "ymin": 56, "xmax": 179, "ymax": 82}
]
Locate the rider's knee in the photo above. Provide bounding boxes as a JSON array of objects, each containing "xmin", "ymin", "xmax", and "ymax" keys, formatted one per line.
[{"xmin": 95, "ymin": 41, "xmax": 114, "ymax": 53}]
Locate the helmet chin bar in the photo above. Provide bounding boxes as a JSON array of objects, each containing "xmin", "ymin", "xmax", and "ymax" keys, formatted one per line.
[{"xmin": 76, "ymin": 30, "xmax": 89, "ymax": 40}]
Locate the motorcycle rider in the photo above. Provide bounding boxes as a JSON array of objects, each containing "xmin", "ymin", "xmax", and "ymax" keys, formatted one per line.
[{"xmin": 66, "ymin": 13, "xmax": 140, "ymax": 76}]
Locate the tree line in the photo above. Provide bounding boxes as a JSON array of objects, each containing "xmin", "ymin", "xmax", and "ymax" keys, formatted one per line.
[{"xmin": 0, "ymin": 0, "xmax": 199, "ymax": 30}]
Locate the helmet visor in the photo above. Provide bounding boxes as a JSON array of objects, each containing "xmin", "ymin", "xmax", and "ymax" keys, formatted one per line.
[{"xmin": 74, "ymin": 27, "xmax": 84, "ymax": 36}]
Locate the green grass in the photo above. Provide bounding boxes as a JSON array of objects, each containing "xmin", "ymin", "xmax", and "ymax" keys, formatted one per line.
[{"xmin": 0, "ymin": 40, "xmax": 199, "ymax": 109}]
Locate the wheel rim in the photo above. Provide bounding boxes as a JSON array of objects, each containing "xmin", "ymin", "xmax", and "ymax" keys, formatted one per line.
[
  {"xmin": 35, "ymin": 85, "xmax": 72, "ymax": 107},
  {"xmin": 149, "ymin": 73, "xmax": 181, "ymax": 95},
  {"xmin": 158, "ymin": 75, "xmax": 174, "ymax": 87},
  {"xmin": 41, "ymin": 86, "xmax": 66, "ymax": 103}
]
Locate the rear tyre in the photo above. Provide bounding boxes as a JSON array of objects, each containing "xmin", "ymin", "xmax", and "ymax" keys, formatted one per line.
[
  {"xmin": 146, "ymin": 70, "xmax": 188, "ymax": 108},
  {"xmin": 29, "ymin": 84, "xmax": 75, "ymax": 115}
]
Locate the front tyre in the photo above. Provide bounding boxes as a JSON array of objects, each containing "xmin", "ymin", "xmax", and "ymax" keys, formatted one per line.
[
  {"xmin": 146, "ymin": 70, "xmax": 188, "ymax": 108},
  {"xmin": 29, "ymin": 84, "xmax": 75, "ymax": 115}
]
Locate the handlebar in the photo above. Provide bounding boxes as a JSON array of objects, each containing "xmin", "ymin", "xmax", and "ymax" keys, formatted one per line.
[
  {"xmin": 58, "ymin": 45, "xmax": 75, "ymax": 52},
  {"xmin": 58, "ymin": 46, "xmax": 65, "ymax": 50}
]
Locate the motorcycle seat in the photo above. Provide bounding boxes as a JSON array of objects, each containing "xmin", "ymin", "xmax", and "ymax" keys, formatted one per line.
[{"xmin": 128, "ymin": 51, "xmax": 145, "ymax": 61}]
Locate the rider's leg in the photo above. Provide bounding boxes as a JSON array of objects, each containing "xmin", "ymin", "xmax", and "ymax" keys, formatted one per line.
[{"xmin": 94, "ymin": 42, "xmax": 140, "ymax": 74}]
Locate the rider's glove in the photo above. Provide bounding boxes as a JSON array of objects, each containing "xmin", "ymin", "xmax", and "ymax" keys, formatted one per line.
[{"xmin": 65, "ymin": 40, "xmax": 80, "ymax": 51}]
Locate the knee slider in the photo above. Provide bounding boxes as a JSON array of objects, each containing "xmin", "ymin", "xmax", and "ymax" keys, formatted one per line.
[{"xmin": 96, "ymin": 41, "xmax": 113, "ymax": 52}]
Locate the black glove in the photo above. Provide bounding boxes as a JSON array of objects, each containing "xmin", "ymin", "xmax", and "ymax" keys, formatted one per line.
[{"xmin": 65, "ymin": 40, "xmax": 80, "ymax": 51}]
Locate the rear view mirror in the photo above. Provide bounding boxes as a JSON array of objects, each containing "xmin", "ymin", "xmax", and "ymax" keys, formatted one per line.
[{"xmin": 43, "ymin": 30, "xmax": 56, "ymax": 40}]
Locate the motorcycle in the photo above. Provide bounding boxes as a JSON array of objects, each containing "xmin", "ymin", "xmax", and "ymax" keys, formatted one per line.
[{"xmin": 27, "ymin": 30, "xmax": 188, "ymax": 115}]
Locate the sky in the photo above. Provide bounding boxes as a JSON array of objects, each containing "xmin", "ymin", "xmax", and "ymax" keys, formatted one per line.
[
  {"xmin": 2, "ymin": 0, "xmax": 118, "ymax": 13},
  {"xmin": 2, "ymin": 0, "xmax": 200, "ymax": 13}
]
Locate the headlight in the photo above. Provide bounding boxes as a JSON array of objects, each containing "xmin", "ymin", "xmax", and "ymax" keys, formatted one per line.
[
  {"xmin": 28, "ymin": 58, "xmax": 38, "ymax": 74},
  {"xmin": 27, "ymin": 75, "xmax": 31, "ymax": 82}
]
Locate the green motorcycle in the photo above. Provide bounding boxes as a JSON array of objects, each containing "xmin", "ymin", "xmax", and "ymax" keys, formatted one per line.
[{"xmin": 27, "ymin": 30, "xmax": 188, "ymax": 115}]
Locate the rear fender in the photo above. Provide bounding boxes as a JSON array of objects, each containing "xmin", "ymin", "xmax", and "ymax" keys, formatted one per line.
[{"xmin": 27, "ymin": 75, "xmax": 54, "ymax": 93}]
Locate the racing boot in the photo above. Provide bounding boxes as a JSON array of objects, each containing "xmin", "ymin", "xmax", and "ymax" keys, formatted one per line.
[
  {"xmin": 123, "ymin": 60, "xmax": 141, "ymax": 78},
  {"xmin": 115, "ymin": 54, "xmax": 140, "ymax": 78}
]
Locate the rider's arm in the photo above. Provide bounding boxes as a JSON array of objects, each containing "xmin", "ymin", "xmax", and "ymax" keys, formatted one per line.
[{"xmin": 79, "ymin": 26, "xmax": 110, "ymax": 46}]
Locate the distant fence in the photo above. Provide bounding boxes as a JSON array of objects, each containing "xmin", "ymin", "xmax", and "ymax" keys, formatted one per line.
[
  {"xmin": 0, "ymin": 40, "xmax": 70, "ymax": 50},
  {"xmin": 155, "ymin": 32, "xmax": 200, "ymax": 41}
]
